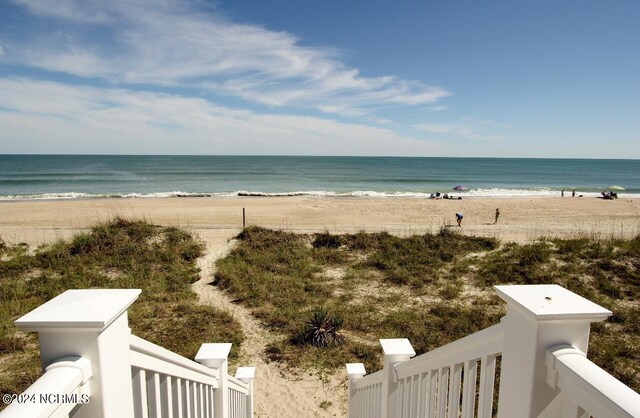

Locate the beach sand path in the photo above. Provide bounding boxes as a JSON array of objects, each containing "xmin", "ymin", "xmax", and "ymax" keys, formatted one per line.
[{"xmin": 192, "ymin": 230, "xmax": 347, "ymax": 418}]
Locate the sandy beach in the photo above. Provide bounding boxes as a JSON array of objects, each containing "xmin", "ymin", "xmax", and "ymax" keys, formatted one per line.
[
  {"xmin": 1, "ymin": 196, "xmax": 639, "ymax": 246},
  {"xmin": 2, "ymin": 197, "xmax": 639, "ymax": 417}
]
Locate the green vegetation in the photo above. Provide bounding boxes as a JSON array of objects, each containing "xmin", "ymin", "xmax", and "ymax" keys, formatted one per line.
[
  {"xmin": 294, "ymin": 308, "xmax": 345, "ymax": 348},
  {"xmin": 0, "ymin": 218, "xmax": 244, "ymax": 400},
  {"xmin": 215, "ymin": 226, "xmax": 639, "ymax": 392}
]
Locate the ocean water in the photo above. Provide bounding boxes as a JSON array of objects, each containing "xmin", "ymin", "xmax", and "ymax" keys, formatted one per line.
[{"xmin": 0, "ymin": 155, "xmax": 638, "ymax": 200}]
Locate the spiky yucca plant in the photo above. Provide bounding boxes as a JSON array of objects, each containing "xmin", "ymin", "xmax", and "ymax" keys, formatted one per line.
[{"xmin": 297, "ymin": 308, "xmax": 345, "ymax": 348}]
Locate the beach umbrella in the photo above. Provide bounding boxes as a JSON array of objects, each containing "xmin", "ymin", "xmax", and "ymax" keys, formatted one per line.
[
  {"xmin": 453, "ymin": 185, "xmax": 467, "ymax": 191},
  {"xmin": 609, "ymin": 185, "xmax": 625, "ymax": 190}
]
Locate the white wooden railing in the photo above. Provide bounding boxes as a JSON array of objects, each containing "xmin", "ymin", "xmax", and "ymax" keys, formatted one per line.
[
  {"xmin": 546, "ymin": 345, "xmax": 640, "ymax": 418},
  {"xmin": 347, "ymin": 284, "xmax": 640, "ymax": 418},
  {"xmin": 0, "ymin": 289, "xmax": 255, "ymax": 418},
  {"xmin": 348, "ymin": 368, "xmax": 383, "ymax": 418}
]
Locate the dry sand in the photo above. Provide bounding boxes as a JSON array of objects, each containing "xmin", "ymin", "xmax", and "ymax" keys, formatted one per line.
[
  {"xmin": 1, "ymin": 196, "xmax": 639, "ymax": 417},
  {"xmin": 1, "ymin": 196, "xmax": 638, "ymax": 245}
]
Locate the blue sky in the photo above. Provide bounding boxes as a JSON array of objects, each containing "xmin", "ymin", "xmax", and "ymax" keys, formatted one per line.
[{"xmin": 0, "ymin": 0, "xmax": 638, "ymax": 157}]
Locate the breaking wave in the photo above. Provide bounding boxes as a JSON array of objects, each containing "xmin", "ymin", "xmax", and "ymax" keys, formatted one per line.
[{"xmin": 1, "ymin": 189, "xmax": 638, "ymax": 201}]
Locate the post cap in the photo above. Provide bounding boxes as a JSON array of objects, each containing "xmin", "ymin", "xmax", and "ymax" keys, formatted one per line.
[
  {"xmin": 346, "ymin": 363, "xmax": 366, "ymax": 377},
  {"xmin": 195, "ymin": 343, "xmax": 232, "ymax": 367},
  {"xmin": 15, "ymin": 289, "xmax": 141, "ymax": 332},
  {"xmin": 380, "ymin": 338, "xmax": 416, "ymax": 357},
  {"xmin": 235, "ymin": 366, "xmax": 256, "ymax": 381},
  {"xmin": 495, "ymin": 284, "xmax": 611, "ymax": 322}
]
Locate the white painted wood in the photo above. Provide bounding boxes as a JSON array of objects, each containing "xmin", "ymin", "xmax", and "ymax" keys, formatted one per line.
[
  {"xmin": 13, "ymin": 289, "xmax": 140, "ymax": 418},
  {"xmin": 131, "ymin": 351, "xmax": 218, "ymax": 388},
  {"xmin": 199, "ymin": 383, "xmax": 205, "ymax": 418},
  {"xmin": 547, "ymin": 344, "xmax": 640, "ymax": 418},
  {"xmin": 161, "ymin": 375, "xmax": 174, "ymax": 418},
  {"xmin": 380, "ymin": 338, "xmax": 415, "ymax": 418},
  {"xmin": 204, "ymin": 385, "xmax": 211, "ymax": 418},
  {"xmin": 227, "ymin": 375, "xmax": 249, "ymax": 394},
  {"xmin": 427, "ymin": 371, "xmax": 437, "ymax": 418},
  {"xmin": 561, "ymin": 395, "xmax": 582, "ymax": 418},
  {"xmin": 346, "ymin": 363, "xmax": 366, "ymax": 417},
  {"xmin": 184, "ymin": 380, "xmax": 192, "ymax": 418},
  {"xmin": 477, "ymin": 355, "xmax": 497, "ymax": 418},
  {"xmin": 495, "ymin": 284, "xmax": 612, "ymax": 418},
  {"xmin": 447, "ymin": 363, "xmax": 462, "ymax": 418},
  {"xmin": 236, "ymin": 367, "xmax": 256, "ymax": 418},
  {"xmin": 130, "ymin": 335, "xmax": 218, "ymax": 382},
  {"xmin": 132, "ymin": 368, "xmax": 149, "ymax": 418},
  {"xmin": 346, "ymin": 287, "xmax": 637, "ymax": 418},
  {"xmin": 410, "ymin": 375, "xmax": 418, "ymax": 418},
  {"xmin": 0, "ymin": 356, "xmax": 90, "ymax": 418},
  {"xmin": 173, "ymin": 377, "xmax": 183, "ymax": 418},
  {"xmin": 15, "ymin": 289, "xmax": 141, "ymax": 331},
  {"xmin": 495, "ymin": 284, "xmax": 612, "ymax": 322},
  {"xmin": 461, "ymin": 359, "xmax": 477, "ymax": 418},
  {"xmin": 395, "ymin": 323, "xmax": 503, "ymax": 380},
  {"xmin": 196, "ymin": 343, "xmax": 232, "ymax": 418},
  {"xmin": 418, "ymin": 372, "xmax": 426, "ymax": 418},
  {"xmin": 193, "ymin": 383, "xmax": 200, "ymax": 417},
  {"xmin": 398, "ymin": 377, "xmax": 406, "ymax": 417},
  {"xmin": 352, "ymin": 370, "xmax": 383, "ymax": 390},
  {"xmin": 436, "ymin": 367, "xmax": 449, "ymax": 418},
  {"xmin": 147, "ymin": 372, "xmax": 162, "ymax": 418}
]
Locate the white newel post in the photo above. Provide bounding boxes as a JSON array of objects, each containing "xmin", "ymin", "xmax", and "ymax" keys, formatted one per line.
[
  {"xmin": 196, "ymin": 343, "xmax": 232, "ymax": 418},
  {"xmin": 346, "ymin": 363, "xmax": 366, "ymax": 417},
  {"xmin": 235, "ymin": 366, "xmax": 256, "ymax": 417},
  {"xmin": 495, "ymin": 284, "xmax": 611, "ymax": 418},
  {"xmin": 379, "ymin": 339, "xmax": 415, "ymax": 418},
  {"xmin": 14, "ymin": 289, "xmax": 141, "ymax": 418}
]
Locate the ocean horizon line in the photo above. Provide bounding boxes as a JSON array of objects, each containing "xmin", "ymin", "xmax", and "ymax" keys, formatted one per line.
[{"xmin": 1, "ymin": 154, "xmax": 639, "ymax": 162}]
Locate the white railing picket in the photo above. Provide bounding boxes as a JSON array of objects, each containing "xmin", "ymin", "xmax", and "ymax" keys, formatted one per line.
[
  {"xmin": 436, "ymin": 367, "xmax": 449, "ymax": 418},
  {"xmin": 427, "ymin": 370, "xmax": 437, "ymax": 418},
  {"xmin": 173, "ymin": 377, "xmax": 183, "ymax": 418},
  {"xmin": 148, "ymin": 372, "xmax": 162, "ymax": 418},
  {"xmin": 477, "ymin": 355, "xmax": 497, "ymax": 418},
  {"xmin": 461, "ymin": 359, "xmax": 477, "ymax": 418},
  {"xmin": 162, "ymin": 375, "xmax": 174, "ymax": 418},
  {"xmin": 133, "ymin": 368, "xmax": 150, "ymax": 418},
  {"xmin": 447, "ymin": 363, "xmax": 462, "ymax": 418},
  {"xmin": 184, "ymin": 380, "xmax": 192, "ymax": 418},
  {"xmin": 418, "ymin": 372, "xmax": 427, "ymax": 418}
]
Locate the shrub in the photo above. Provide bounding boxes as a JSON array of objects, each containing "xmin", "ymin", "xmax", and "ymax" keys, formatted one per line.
[
  {"xmin": 295, "ymin": 308, "xmax": 345, "ymax": 348},
  {"xmin": 312, "ymin": 232, "xmax": 342, "ymax": 249}
]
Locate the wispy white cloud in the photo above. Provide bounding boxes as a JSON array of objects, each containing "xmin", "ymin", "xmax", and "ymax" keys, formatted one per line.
[
  {"xmin": 413, "ymin": 122, "xmax": 504, "ymax": 141},
  {"xmin": 461, "ymin": 116, "xmax": 493, "ymax": 125},
  {"xmin": 426, "ymin": 106, "xmax": 448, "ymax": 112},
  {"xmin": 5, "ymin": 0, "xmax": 450, "ymax": 117},
  {"xmin": 461, "ymin": 116, "xmax": 512, "ymax": 129},
  {"xmin": 0, "ymin": 77, "xmax": 446, "ymax": 155}
]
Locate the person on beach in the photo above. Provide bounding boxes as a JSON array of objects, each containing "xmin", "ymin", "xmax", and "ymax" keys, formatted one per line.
[
  {"xmin": 455, "ymin": 213, "xmax": 463, "ymax": 226},
  {"xmin": 572, "ymin": 189, "xmax": 576, "ymax": 197},
  {"xmin": 494, "ymin": 208, "xmax": 500, "ymax": 224},
  {"xmin": 561, "ymin": 189, "xmax": 565, "ymax": 197}
]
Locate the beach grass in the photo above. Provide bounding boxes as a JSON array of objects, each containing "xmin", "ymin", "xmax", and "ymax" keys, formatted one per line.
[
  {"xmin": 0, "ymin": 218, "xmax": 244, "ymax": 401},
  {"xmin": 215, "ymin": 226, "xmax": 639, "ymax": 392}
]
